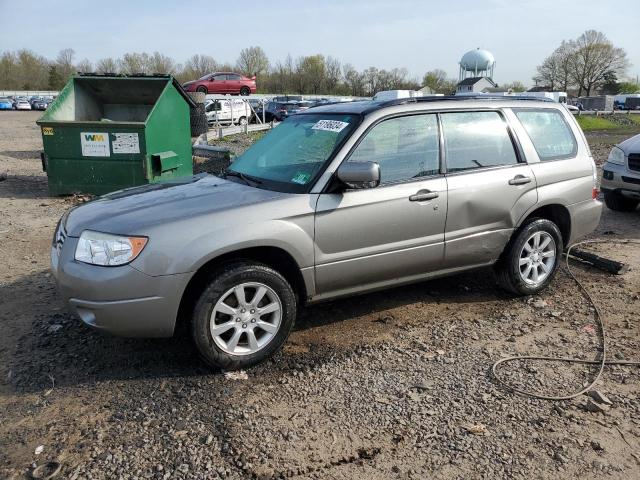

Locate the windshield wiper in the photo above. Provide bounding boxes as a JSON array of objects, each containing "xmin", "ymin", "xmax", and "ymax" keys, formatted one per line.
[{"xmin": 223, "ymin": 169, "xmax": 263, "ymax": 186}]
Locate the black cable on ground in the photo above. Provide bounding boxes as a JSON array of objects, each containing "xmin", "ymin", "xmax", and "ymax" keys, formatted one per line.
[{"xmin": 492, "ymin": 239, "xmax": 640, "ymax": 401}]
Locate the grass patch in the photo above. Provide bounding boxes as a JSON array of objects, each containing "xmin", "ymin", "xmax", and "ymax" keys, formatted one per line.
[{"xmin": 575, "ymin": 115, "xmax": 618, "ymax": 131}]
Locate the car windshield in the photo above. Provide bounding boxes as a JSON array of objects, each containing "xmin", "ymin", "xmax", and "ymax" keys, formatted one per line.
[{"xmin": 228, "ymin": 113, "xmax": 359, "ymax": 193}]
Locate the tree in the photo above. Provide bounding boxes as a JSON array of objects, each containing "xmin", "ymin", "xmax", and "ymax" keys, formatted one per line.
[
  {"xmin": 533, "ymin": 40, "xmax": 575, "ymax": 91},
  {"xmin": 299, "ymin": 55, "xmax": 325, "ymax": 94},
  {"xmin": 47, "ymin": 65, "xmax": 64, "ymax": 90},
  {"xmin": 502, "ymin": 81, "xmax": 526, "ymax": 92},
  {"xmin": 76, "ymin": 58, "xmax": 93, "ymax": 74},
  {"xmin": 148, "ymin": 51, "xmax": 177, "ymax": 74},
  {"xmin": 343, "ymin": 63, "xmax": 364, "ymax": 96},
  {"xmin": 96, "ymin": 57, "xmax": 119, "ymax": 74},
  {"xmin": 236, "ymin": 46, "xmax": 269, "ymax": 77},
  {"xmin": 119, "ymin": 52, "xmax": 151, "ymax": 74},
  {"xmin": 56, "ymin": 48, "xmax": 76, "ymax": 80},
  {"xmin": 325, "ymin": 56, "xmax": 342, "ymax": 93},
  {"xmin": 179, "ymin": 54, "xmax": 217, "ymax": 81},
  {"xmin": 569, "ymin": 30, "xmax": 628, "ymax": 96},
  {"xmin": 617, "ymin": 81, "xmax": 640, "ymax": 93},
  {"xmin": 422, "ymin": 69, "xmax": 456, "ymax": 93}
]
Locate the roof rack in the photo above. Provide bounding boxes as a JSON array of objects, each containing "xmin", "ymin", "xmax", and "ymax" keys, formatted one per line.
[{"xmin": 376, "ymin": 95, "xmax": 555, "ymax": 108}]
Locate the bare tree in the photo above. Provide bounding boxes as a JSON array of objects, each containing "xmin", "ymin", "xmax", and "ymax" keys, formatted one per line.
[
  {"xmin": 236, "ymin": 46, "xmax": 269, "ymax": 77},
  {"xmin": 343, "ymin": 63, "xmax": 364, "ymax": 96},
  {"xmin": 119, "ymin": 52, "xmax": 152, "ymax": 75},
  {"xmin": 324, "ymin": 56, "xmax": 342, "ymax": 93},
  {"xmin": 502, "ymin": 81, "xmax": 526, "ymax": 92},
  {"xmin": 179, "ymin": 54, "xmax": 217, "ymax": 81},
  {"xmin": 96, "ymin": 57, "xmax": 119, "ymax": 74},
  {"xmin": 570, "ymin": 30, "xmax": 628, "ymax": 96},
  {"xmin": 76, "ymin": 58, "xmax": 93, "ymax": 74},
  {"xmin": 56, "ymin": 48, "xmax": 76, "ymax": 79},
  {"xmin": 148, "ymin": 52, "xmax": 177, "ymax": 74},
  {"xmin": 533, "ymin": 40, "xmax": 575, "ymax": 91}
]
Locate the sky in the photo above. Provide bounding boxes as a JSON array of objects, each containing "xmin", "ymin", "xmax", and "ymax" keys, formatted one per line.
[{"xmin": 1, "ymin": 0, "xmax": 638, "ymax": 86}]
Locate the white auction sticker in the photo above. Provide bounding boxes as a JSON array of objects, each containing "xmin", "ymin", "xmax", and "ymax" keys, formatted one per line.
[
  {"xmin": 112, "ymin": 133, "xmax": 140, "ymax": 154},
  {"xmin": 311, "ymin": 120, "xmax": 349, "ymax": 133},
  {"xmin": 80, "ymin": 132, "xmax": 110, "ymax": 157}
]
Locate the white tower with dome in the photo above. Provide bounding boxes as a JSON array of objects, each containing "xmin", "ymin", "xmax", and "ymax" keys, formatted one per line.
[{"xmin": 458, "ymin": 48, "xmax": 496, "ymax": 81}]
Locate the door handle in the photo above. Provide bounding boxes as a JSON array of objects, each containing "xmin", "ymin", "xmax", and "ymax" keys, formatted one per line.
[
  {"xmin": 409, "ymin": 190, "xmax": 439, "ymax": 202},
  {"xmin": 508, "ymin": 175, "xmax": 532, "ymax": 186}
]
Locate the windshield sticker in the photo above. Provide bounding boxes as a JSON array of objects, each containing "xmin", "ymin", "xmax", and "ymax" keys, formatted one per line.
[
  {"xmin": 311, "ymin": 120, "xmax": 349, "ymax": 133},
  {"xmin": 291, "ymin": 172, "xmax": 311, "ymax": 184}
]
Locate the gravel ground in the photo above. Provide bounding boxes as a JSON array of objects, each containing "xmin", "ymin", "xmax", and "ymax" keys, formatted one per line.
[{"xmin": 1, "ymin": 112, "xmax": 639, "ymax": 480}]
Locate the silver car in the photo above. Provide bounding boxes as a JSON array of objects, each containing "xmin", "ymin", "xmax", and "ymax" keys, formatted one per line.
[
  {"xmin": 601, "ymin": 133, "xmax": 640, "ymax": 212},
  {"xmin": 51, "ymin": 97, "xmax": 602, "ymax": 369}
]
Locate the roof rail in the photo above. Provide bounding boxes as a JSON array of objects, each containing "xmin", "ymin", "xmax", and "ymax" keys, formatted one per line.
[{"xmin": 376, "ymin": 95, "xmax": 555, "ymax": 108}]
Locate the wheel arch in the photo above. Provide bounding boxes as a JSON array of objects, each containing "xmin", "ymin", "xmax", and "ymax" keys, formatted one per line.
[
  {"xmin": 516, "ymin": 203, "xmax": 571, "ymax": 247},
  {"xmin": 176, "ymin": 246, "xmax": 308, "ymax": 332}
]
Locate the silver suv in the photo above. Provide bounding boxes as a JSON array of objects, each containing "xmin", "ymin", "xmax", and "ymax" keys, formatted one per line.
[
  {"xmin": 601, "ymin": 133, "xmax": 640, "ymax": 211},
  {"xmin": 51, "ymin": 97, "xmax": 602, "ymax": 369}
]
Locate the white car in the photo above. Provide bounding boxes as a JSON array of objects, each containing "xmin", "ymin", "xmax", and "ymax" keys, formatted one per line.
[
  {"xmin": 15, "ymin": 100, "xmax": 32, "ymax": 110},
  {"xmin": 205, "ymin": 98, "xmax": 251, "ymax": 126}
]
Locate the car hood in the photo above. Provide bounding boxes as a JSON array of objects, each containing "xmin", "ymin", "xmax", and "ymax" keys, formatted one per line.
[
  {"xmin": 64, "ymin": 174, "xmax": 286, "ymax": 237},
  {"xmin": 182, "ymin": 80, "xmax": 196, "ymax": 86},
  {"xmin": 618, "ymin": 133, "xmax": 640, "ymax": 155}
]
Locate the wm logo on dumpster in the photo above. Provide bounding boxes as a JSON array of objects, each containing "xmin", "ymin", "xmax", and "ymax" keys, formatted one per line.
[{"xmin": 84, "ymin": 134, "xmax": 105, "ymax": 142}]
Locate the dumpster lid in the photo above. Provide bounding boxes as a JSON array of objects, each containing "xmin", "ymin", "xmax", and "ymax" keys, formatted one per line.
[{"xmin": 77, "ymin": 73, "xmax": 197, "ymax": 108}]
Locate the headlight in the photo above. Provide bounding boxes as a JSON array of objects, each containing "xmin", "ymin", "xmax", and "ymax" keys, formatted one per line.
[
  {"xmin": 75, "ymin": 230, "xmax": 148, "ymax": 266},
  {"xmin": 607, "ymin": 147, "xmax": 626, "ymax": 165}
]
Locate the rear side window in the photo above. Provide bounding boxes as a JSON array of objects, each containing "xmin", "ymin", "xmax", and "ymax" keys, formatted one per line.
[
  {"xmin": 348, "ymin": 114, "xmax": 440, "ymax": 184},
  {"xmin": 515, "ymin": 109, "xmax": 577, "ymax": 161},
  {"xmin": 441, "ymin": 111, "xmax": 518, "ymax": 172}
]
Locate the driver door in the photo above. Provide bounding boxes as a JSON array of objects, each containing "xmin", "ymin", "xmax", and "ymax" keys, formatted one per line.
[{"xmin": 314, "ymin": 113, "xmax": 447, "ymax": 295}]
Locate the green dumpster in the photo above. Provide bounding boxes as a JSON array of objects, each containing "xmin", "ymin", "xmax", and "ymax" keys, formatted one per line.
[{"xmin": 37, "ymin": 74, "xmax": 196, "ymax": 196}]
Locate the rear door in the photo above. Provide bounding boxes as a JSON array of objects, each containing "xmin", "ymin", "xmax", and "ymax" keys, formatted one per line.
[
  {"xmin": 314, "ymin": 113, "xmax": 447, "ymax": 296},
  {"xmin": 441, "ymin": 110, "xmax": 538, "ymax": 268}
]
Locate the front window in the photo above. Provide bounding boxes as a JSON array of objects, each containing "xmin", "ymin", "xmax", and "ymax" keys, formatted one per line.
[{"xmin": 228, "ymin": 114, "xmax": 359, "ymax": 193}]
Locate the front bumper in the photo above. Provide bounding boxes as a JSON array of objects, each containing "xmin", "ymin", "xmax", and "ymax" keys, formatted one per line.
[
  {"xmin": 51, "ymin": 236, "xmax": 191, "ymax": 337},
  {"xmin": 601, "ymin": 161, "xmax": 640, "ymax": 199}
]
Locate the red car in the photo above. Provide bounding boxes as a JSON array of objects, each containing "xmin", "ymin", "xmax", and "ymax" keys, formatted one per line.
[{"xmin": 183, "ymin": 72, "xmax": 256, "ymax": 96}]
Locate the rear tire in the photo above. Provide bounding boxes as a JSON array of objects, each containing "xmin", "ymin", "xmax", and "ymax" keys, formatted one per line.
[
  {"xmin": 191, "ymin": 262, "xmax": 297, "ymax": 370},
  {"xmin": 495, "ymin": 219, "xmax": 563, "ymax": 296},
  {"xmin": 604, "ymin": 191, "xmax": 639, "ymax": 212},
  {"xmin": 240, "ymin": 87, "xmax": 250, "ymax": 96}
]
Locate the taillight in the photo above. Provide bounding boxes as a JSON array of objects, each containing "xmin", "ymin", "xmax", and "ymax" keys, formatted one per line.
[{"xmin": 592, "ymin": 187, "xmax": 599, "ymax": 199}]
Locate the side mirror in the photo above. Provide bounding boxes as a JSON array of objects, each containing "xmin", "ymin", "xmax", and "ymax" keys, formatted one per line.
[{"xmin": 336, "ymin": 161, "xmax": 380, "ymax": 189}]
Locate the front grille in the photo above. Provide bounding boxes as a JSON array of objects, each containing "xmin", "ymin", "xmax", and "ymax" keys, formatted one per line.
[
  {"xmin": 629, "ymin": 153, "xmax": 640, "ymax": 172},
  {"xmin": 622, "ymin": 176, "xmax": 640, "ymax": 185}
]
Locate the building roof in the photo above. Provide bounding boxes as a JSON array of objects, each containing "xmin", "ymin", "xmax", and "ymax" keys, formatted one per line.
[{"xmin": 457, "ymin": 77, "xmax": 497, "ymax": 87}]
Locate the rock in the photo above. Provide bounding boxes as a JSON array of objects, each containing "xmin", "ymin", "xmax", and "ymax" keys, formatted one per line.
[
  {"xmin": 47, "ymin": 324, "xmax": 63, "ymax": 334},
  {"xmin": 553, "ymin": 451, "xmax": 568, "ymax": 463},
  {"xmin": 587, "ymin": 390, "xmax": 613, "ymax": 406},
  {"xmin": 532, "ymin": 299, "xmax": 548, "ymax": 309},
  {"xmin": 590, "ymin": 440, "xmax": 605, "ymax": 451},
  {"xmin": 585, "ymin": 398, "xmax": 610, "ymax": 413},
  {"xmin": 178, "ymin": 463, "xmax": 189, "ymax": 473}
]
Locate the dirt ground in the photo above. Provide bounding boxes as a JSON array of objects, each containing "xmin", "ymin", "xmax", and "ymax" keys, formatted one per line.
[{"xmin": 1, "ymin": 111, "xmax": 639, "ymax": 480}]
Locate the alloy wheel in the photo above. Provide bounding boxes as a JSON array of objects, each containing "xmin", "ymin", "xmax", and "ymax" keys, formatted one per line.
[
  {"xmin": 209, "ymin": 282, "xmax": 282, "ymax": 355},
  {"xmin": 518, "ymin": 231, "xmax": 556, "ymax": 286}
]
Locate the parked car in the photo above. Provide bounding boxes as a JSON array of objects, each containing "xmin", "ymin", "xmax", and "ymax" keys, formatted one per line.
[
  {"xmin": 14, "ymin": 99, "xmax": 31, "ymax": 110},
  {"xmin": 204, "ymin": 98, "xmax": 252, "ymax": 125},
  {"xmin": 0, "ymin": 97, "xmax": 13, "ymax": 110},
  {"xmin": 601, "ymin": 134, "xmax": 640, "ymax": 212},
  {"xmin": 264, "ymin": 101, "xmax": 303, "ymax": 122},
  {"xmin": 32, "ymin": 98, "xmax": 50, "ymax": 110},
  {"xmin": 51, "ymin": 97, "xmax": 601, "ymax": 370},
  {"xmin": 183, "ymin": 72, "xmax": 256, "ymax": 96},
  {"xmin": 247, "ymin": 98, "xmax": 268, "ymax": 123}
]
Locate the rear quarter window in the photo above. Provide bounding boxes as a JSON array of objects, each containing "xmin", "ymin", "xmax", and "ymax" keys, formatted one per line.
[{"xmin": 515, "ymin": 109, "xmax": 577, "ymax": 161}]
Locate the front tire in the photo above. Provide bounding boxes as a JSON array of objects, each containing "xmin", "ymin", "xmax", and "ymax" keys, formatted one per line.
[
  {"xmin": 495, "ymin": 219, "xmax": 563, "ymax": 296},
  {"xmin": 191, "ymin": 262, "xmax": 297, "ymax": 370},
  {"xmin": 604, "ymin": 191, "xmax": 639, "ymax": 212},
  {"xmin": 196, "ymin": 85, "xmax": 208, "ymax": 94}
]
